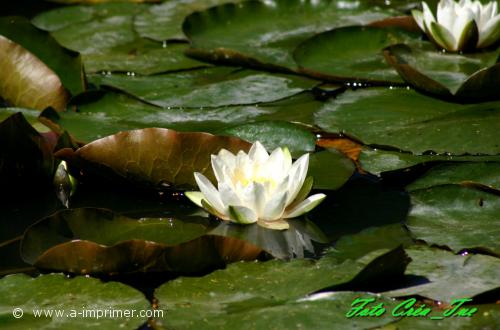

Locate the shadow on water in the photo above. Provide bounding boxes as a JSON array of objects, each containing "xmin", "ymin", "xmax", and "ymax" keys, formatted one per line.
[
  {"xmin": 0, "ymin": 188, "xmax": 63, "ymax": 276},
  {"xmin": 0, "ymin": 169, "xmax": 413, "ymax": 300},
  {"xmin": 308, "ymin": 172, "xmax": 411, "ymax": 242},
  {"xmin": 1, "ymin": 0, "xmax": 60, "ymax": 19}
]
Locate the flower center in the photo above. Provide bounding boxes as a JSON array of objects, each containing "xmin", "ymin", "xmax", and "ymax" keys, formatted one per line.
[{"xmin": 232, "ymin": 168, "xmax": 278, "ymax": 188}]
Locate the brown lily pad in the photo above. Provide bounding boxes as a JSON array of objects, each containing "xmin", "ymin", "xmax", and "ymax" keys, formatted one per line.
[
  {"xmin": 20, "ymin": 207, "xmax": 329, "ymax": 274},
  {"xmin": 0, "ymin": 16, "xmax": 85, "ymax": 98},
  {"xmin": 55, "ymin": 128, "xmax": 252, "ymax": 190},
  {"xmin": 19, "ymin": 207, "xmax": 262, "ymax": 274},
  {"xmin": 0, "ymin": 36, "xmax": 69, "ymax": 111},
  {"xmin": 32, "ymin": 236, "xmax": 262, "ymax": 275}
]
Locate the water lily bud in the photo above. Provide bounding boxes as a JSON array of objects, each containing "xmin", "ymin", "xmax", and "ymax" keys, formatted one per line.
[
  {"xmin": 186, "ymin": 141, "xmax": 326, "ymax": 230},
  {"xmin": 412, "ymin": 0, "xmax": 500, "ymax": 51},
  {"xmin": 53, "ymin": 160, "xmax": 77, "ymax": 208}
]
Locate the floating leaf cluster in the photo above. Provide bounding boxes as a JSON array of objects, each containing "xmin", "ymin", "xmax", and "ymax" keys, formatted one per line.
[{"xmin": 0, "ymin": 0, "xmax": 499, "ymax": 329}]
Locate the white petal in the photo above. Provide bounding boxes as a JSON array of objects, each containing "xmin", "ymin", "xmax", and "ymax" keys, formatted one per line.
[
  {"xmin": 218, "ymin": 182, "xmax": 242, "ymax": 207},
  {"xmin": 235, "ymin": 150, "xmax": 251, "ymax": 174},
  {"xmin": 288, "ymin": 176, "xmax": 314, "ymax": 207},
  {"xmin": 282, "ymin": 147, "xmax": 293, "ymax": 173},
  {"xmin": 185, "ymin": 191, "xmax": 204, "ymax": 207},
  {"xmin": 286, "ymin": 153, "xmax": 309, "ymax": 205},
  {"xmin": 477, "ymin": 2, "xmax": 492, "ymax": 29},
  {"xmin": 423, "ymin": 1, "xmax": 437, "ymax": 27},
  {"xmin": 412, "ymin": 10, "xmax": 426, "ymax": 31},
  {"xmin": 248, "ymin": 141, "xmax": 269, "ymax": 163},
  {"xmin": 216, "ymin": 149, "xmax": 236, "ymax": 170},
  {"xmin": 258, "ymin": 219, "xmax": 289, "ymax": 230},
  {"xmin": 452, "ymin": 8, "xmax": 474, "ymax": 43},
  {"xmin": 261, "ymin": 190, "xmax": 288, "ymax": 221},
  {"xmin": 194, "ymin": 172, "xmax": 226, "ymax": 214},
  {"xmin": 211, "ymin": 155, "xmax": 225, "ymax": 183},
  {"xmin": 265, "ymin": 147, "xmax": 286, "ymax": 176},
  {"xmin": 284, "ymin": 194, "xmax": 326, "ymax": 219},
  {"xmin": 228, "ymin": 205, "xmax": 258, "ymax": 224},
  {"xmin": 201, "ymin": 199, "xmax": 229, "ymax": 220},
  {"xmin": 437, "ymin": 0, "xmax": 456, "ymax": 30},
  {"xmin": 478, "ymin": 14, "xmax": 500, "ymax": 47},
  {"xmin": 492, "ymin": 2, "xmax": 498, "ymax": 17},
  {"xmin": 252, "ymin": 182, "xmax": 266, "ymax": 215},
  {"xmin": 238, "ymin": 181, "xmax": 266, "ymax": 216}
]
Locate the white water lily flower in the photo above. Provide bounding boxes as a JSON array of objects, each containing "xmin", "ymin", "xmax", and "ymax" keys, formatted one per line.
[
  {"xmin": 185, "ymin": 141, "xmax": 326, "ymax": 230},
  {"xmin": 412, "ymin": 0, "xmax": 500, "ymax": 51}
]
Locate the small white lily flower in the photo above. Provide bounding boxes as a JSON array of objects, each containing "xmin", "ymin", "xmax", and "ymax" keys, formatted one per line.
[
  {"xmin": 186, "ymin": 141, "xmax": 326, "ymax": 230},
  {"xmin": 412, "ymin": 0, "xmax": 500, "ymax": 51}
]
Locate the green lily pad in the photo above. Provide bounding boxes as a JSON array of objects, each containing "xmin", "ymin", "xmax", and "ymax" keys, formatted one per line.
[
  {"xmin": 0, "ymin": 16, "xmax": 84, "ymax": 97},
  {"xmin": 46, "ymin": 0, "xmax": 156, "ymax": 4},
  {"xmin": 315, "ymin": 87, "xmax": 500, "ymax": 155},
  {"xmin": 40, "ymin": 92, "xmax": 322, "ymax": 142},
  {"xmin": 183, "ymin": 0, "xmax": 399, "ymax": 70},
  {"xmin": 83, "ymin": 40, "xmax": 208, "ymax": 75},
  {"xmin": 407, "ymin": 162, "xmax": 500, "ymax": 191},
  {"xmin": 154, "ymin": 247, "xmax": 408, "ymax": 329},
  {"xmin": 32, "ymin": 4, "xmax": 208, "ymax": 75},
  {"xmin": 359, "ymin": 148, "xmax": 500, "ymax": 175},
  {"xmin": 88, "ymin": 67, "xmax": 318, "ymax": 108},
  {"xmin": 392, "ymin": 304, "xmax": 500, "ymax": 330},
  {"xmin": 386, "ymin": 246, "xmax": 500, "ymax": 303},
  {"xmin": 408, "ymin": 185, "xmax": 500, "ymax": 255},
  {"xmin": 330, "ymin": 224, "xmax": 415, "ymax": 262},
  {"xmin": 0, "ymin": 273, "xmax": 151, "ymax": 329},
  {"xmin": 155, "ymin": 291, "xmax": 399, "ymax": 330},
  {"xmin": 0, "ymin": 108, "xmax": 41, "ymax": 125},
  {"xmin": 33, "ymin": 3, "xmax": 146, "ymax": 55},
  {"xmin": 134, "ymin": 0, "xmax": 242, "ymax": 41},
  {"xmin": 308, "ymin": 149, "xmax": 355, "ymax": 190},
  {"xmin": 42, "ymin": 91, "xmax": 322, "ymax": 143},
  {"xmin": 32, "ymin": 5, "xmax": 96, "ymax": 32},
  {"xmin": 384, "ymin": 43, "xmax": 500, "ymax": 100},
  {"xmin": 221, "ymin": 120, "xmax": 316, "ymax": 157},
  {"xmin": 55, "ymin": 128, "xmax": 251, "ymax": 190},
  {"xmin": 294, "ymin": 26, "xmax": 419, "ymax": 84},
  {"xmin": 0, "ymin": 113, "xmax": 54, "ymax": 191}
]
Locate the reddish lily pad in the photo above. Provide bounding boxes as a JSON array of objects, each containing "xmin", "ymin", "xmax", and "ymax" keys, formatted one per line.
[
  {"xmin": 0, "ymin": 16, "xmax": 84, "ymax": 97},
  {"xmin": 0, "ymin": 36, "xmax": 69, "ymax": 111},
  {"xmin": 20, "ymin": 207, "xmax": 330, "ymax": 274},
  {"xmin": 55, "ymin": 128, "xmax": 252, "ymax": 190},
  {"xmin": 20, "ymin": 207, "xmax": 262, "ymax": 275}
]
